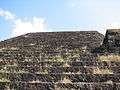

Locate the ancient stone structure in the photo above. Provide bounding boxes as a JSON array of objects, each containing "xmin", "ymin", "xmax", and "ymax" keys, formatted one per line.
[
  {"xmin": 0, "ymin": 30, "xmax": 119, "ymax": 90},
  {"xmin": 102, "ymin": 29, "xmax": 120, "ymax": 53}
]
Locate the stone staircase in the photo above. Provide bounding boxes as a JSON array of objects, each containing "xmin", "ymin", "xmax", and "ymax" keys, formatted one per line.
[{"xmin": 0, "ymin": 31, "xmax": 119, "ymax": 90}]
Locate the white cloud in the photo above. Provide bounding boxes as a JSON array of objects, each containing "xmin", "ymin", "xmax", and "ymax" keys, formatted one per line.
[
  {"xmin": 0, "ymin": 8, "xmax": 46, "ymax": 37},
  {"xmin": 0, "ymin": 8, "xmax": 16, "ymax": 21},
  {"xmin": 12, "ymin": 17, "xmax": 45, "ymax": 36}
]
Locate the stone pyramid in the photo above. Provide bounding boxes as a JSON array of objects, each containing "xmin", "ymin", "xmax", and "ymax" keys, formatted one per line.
[{"xmin": 0, "ymin": 30, "xmax": 119, "ymax": 90}]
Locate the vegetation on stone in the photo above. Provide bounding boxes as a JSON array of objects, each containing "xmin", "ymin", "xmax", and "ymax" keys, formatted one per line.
[{"xmin": 98, "ymin": 55, "xmax": 120, "ymax": 61}]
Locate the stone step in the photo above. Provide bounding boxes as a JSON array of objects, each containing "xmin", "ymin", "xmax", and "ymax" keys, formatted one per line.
[
  {"xmin": 0, "ymin": 66, "xmax": 119, "ymax": 74},
  {"xmin": 0, "ymin": 82, "xmax": 118, "ymax": 90},
  {"xmin": 0, "ymin": 61, "xmax": 120, "ymax": 67},
  {"xmin": 0, "ymin": 54, "xmax": 97, "ymax": 62},
  {"xmin": 0, "ymin": 73, "xmax": 119, "ymax": 83}
]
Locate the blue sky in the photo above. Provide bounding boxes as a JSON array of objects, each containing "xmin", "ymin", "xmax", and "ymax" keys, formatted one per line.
[{"xmin": 0, "ymin": 0, "xmax": 120, "ymax": 40}]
